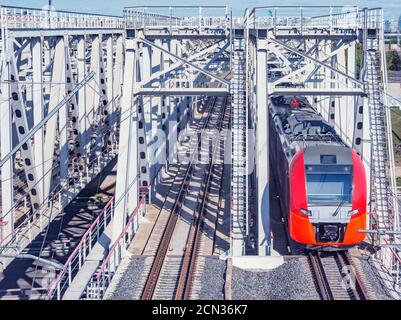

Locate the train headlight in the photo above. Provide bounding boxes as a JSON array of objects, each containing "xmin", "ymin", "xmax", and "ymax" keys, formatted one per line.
[
  {"xmin": 348, "ymin": 209, "xmax": 359, "ymax": 217},
  {"xmin": 300, "ymin": 208, "xmax": 312, "ymax": 217}
]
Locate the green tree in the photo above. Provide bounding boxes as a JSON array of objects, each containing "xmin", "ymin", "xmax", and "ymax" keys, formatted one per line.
[
  {"xmin": 356, "ymin": 43, "xmax": 363, "ymax": 79},
  {"xmin": 387, "ymin": 50, "xmax": 401, "ymax": 71}
]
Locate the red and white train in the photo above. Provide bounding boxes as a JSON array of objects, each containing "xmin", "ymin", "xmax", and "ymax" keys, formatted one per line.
[{"xmin": 269, "ymin": 95, "xmax": 367, "ymax": 249}]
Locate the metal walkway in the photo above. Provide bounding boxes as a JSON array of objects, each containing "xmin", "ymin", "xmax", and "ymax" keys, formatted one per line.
[
  {"xmin": 0, "ymin": 158, "xmax": 117, "ymax": 300},
  {"xmin": 231, "ymin": 37, "xmax": 248, "ymax": 256}
]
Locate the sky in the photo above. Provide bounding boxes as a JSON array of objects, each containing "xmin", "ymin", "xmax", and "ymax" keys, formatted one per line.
[{"xmin": 1, "ymin": 0, "xmax": 400, "ymax": 18}]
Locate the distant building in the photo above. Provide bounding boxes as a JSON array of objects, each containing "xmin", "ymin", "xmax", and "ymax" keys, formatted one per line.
[{"xmin": 385, "ymin": 20, "xmax": 391, "ymax": 33}]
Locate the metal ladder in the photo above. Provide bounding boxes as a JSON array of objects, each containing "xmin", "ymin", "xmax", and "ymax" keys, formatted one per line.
[
  {"xmin": 231, "ymin": 38, "xmax": 247, "ymax": 255},
  {"xmin": 366, "ymin": 46, "xmax": 391, "ymax": 230}
]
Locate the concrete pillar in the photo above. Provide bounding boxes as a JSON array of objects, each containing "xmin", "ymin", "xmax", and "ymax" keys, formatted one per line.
[
  {"xmin": 86, "ymin": 35, "xmax": 100, "ymax": 126},
  {"xmin": 151, "ymin": 40, "xmax": 163, "ymax": 185},
  {"xmin": 106, "ymin": 36, "xmax": 114, "ymax": 110},
  {"xmin": 347, "ymin": 41, "xmax": 357, "ymax": 145},
  {"xmin": 162, "ymin": 40, "xmax": 171, "ymax": 167},
  {"xmin": 256, "ymin": 39, "xmax": 270, "ymax": 256},
  {"xmin": 335, "ymin": 46, "xmax": 347, "ymax": 143},
  {"xmin": 112, "ymin": 34, "xmax": 124, "ymax": 149},
  {"xmin": 43, "ymin": 37, "xmax": 66, "ymax": 199},
  {"xmin": 141, "ymin": 43, "xmax": 152, "ymax": 201},
  {"xmin": 32, "ymin": 37, "xmax": 45, "ymax": 202},
  {"xmin": 112, "ymin": 38, "xmax": 139, "ymax": 243},
  {"xmin": 59, "ymin": 36, "xmax": 69, "ymax": 206},
  {"xmin": 322, "ymin": 40, "xmax": 331, "ymax": 121},
  {"xmin": 328, "ymin": 40, "xmax": 337, "ymax": 126},
  {"xmin": 313, "ymin": 39, "xmax": 320, "ymax": 113},
  {"xmin": 77, "ymin": 36, "xmax": 88, "ymax": 158},
  {"xmin": 141, "ymin": 43, "xmax": 152, "ymax": 146},
  {"xmin": 168, "ymin": 39, "xmax": 179, "ymax": 164},
  {"xmin": 114, "ymin": 35, "xmax": 124, "ymax": 100}
]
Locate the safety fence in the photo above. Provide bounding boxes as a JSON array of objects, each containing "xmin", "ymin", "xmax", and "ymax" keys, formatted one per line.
[
  {"xmin": 45, "ymin": 182, "xmax": 149, "ymax": 300},
  {"xmin": 0, "ymin": 6, "xmax": 124, "ymax": 30},
  {"xmin": 124, "ymin": 6, "xmax": 230, "ymax": 32},
  {"xmin": 46, "ymin": 197, "xmax": 116, "ymax": 300},
  {"xmin": 246, "ymin": 6, "xmax": 385, "ymax": 32},
  {"xmin": 311, "ymin": 7, "xmax": 383, "ymax": 30},
  {"xmin": 84, "ymin": 195, "xmax": 147, "ymax": 299}
]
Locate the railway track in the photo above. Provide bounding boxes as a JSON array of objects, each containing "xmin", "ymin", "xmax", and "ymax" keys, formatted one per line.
[
  {"xmin": 308, "ymin": 250, "xmax": 369, "ymax": 300},
  {"xmin": 140, "ymin": 96, "xmax": 228, "ymax": 300}
]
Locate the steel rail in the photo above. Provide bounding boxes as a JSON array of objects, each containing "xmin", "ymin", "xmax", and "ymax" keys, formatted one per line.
[
  {"xmin": 338, "ymin": 251, "xmax": 369, "ymax": 300},
  {"xmin": 308, "ymin": 250, "xmax": 333, "ymax": 300},
  {"xmin": 308, "ymin": 250, "xmax": 369, "ymax": 300},
  {"xmin": 140, "ymin": 96, "xmax": 220, "ymax": 300},
  {"xmin": 175, "ymin": 96, "xmax": 228, "ymax": 300}
]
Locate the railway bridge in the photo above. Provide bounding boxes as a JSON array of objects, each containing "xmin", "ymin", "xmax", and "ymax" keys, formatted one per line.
[{"xmin": 0, "ymin": 5, "xmax": 400, "ymax": 299}]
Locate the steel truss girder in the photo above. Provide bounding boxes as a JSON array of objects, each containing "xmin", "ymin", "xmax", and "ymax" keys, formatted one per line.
[
  {"xmin": 138, "ymin": 40, "xmax": 226, "ymax": 88},
  {"xmin": 135, "ymin": 88, "xmax": 230, "ymax": 96},
  {"xmin": 137, "ymin": 42, "xmax": 151, "ymax": 194},
  {"xmin": 190, "ymin": 42, "xmax": 230, "ymax": 83},
  {"xmin": 0, "ymin": 57, "xmax": 15, "ymax": 241},
  {"xmin": 0, "ymin": 30, "xmax": 122, "ymax": 255},
  {"xmin": 269, "ymin": 88, "xmax": 365, "ymax": 96},
  {"xmin": 112, "ymin": 38, "xmax": 139, "ymax": 244},
  {"xmin": 270, "ymin": 40, "xmax": 350, "ymax": 86},
  {"xmin": 269, "ymin": 37, "xmax": 364, "ymax": 88},
  {"xmin": 5, "ymin": 53, "xmax": 43, "ymax": 209},
  {"xmin": 43, "ymin": 37, "xmax": 66, "ymax": 198},
  {"xmin": 138, "ymin": 37, "xmax": 230, "ymax": 86}
]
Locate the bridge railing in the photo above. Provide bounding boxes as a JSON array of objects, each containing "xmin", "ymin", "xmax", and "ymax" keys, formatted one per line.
[
  {"xmin": 0, "ymin": 6, "xmax": 124, "ymax": 30},
  {"xmin": 310, "ymin": 7, "xmax": 383, "ymax": 30},
  {"xmin": 250, "ymin": 6, "xmax": 359, "ymax": 31},
  {"xmin": 310, "ymin": 10, "xmax": 359, "ymax": 30},
  {"xmin": 358, "ymin": 8, "xmax": 383, "ymax": 30},
  {"xmin": 124, "ymin": 6, "xmax": 230, "ymax": 31},
  {"xmin": 84, "ymin": 195, "xmax": 147, "ymax": 300},
  {"xmin": 124, "ymin": 10, "xmax": 181, "ymax": 28},
  {"xmin": 45, "ymin": 197, "xmax": 115, "ymax": 300}
]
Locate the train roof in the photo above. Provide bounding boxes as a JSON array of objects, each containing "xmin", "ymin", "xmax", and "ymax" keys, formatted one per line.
[
  {"xmin": 269, "ymin": 95, "xmax": 345, "ymax": 155},
  {"xmin": 304, "ymin": 145, "xmax": 353, "ymax": 166}
]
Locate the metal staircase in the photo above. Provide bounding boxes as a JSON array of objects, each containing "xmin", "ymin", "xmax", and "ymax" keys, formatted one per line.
[
  {"xmin": 366, "ymin": 29, "xmax": 401, "ymax": 288},
  {"xmin": 366, "ymin": 48, "xmax": 392, "ymax": 231},
  {"xmin": 231, "ymin": 37, "xmax": 248, "ymax": 256}
]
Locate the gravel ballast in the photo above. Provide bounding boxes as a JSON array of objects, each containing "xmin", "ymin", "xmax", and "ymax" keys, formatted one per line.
[
  {"xmin": 197, "ymin": 257, "xmax": 226, "ymax": 300},
  {"xmin": 353, "ymin": 256, "xmax": 395, "ymax": 300},
  {"xmin": 106, "ymin": 255, "xmax": 152, "ymax": 300},
  {"xmin": 231, "ymin": 258, "xmax": 315, "ymax": 300},
  {"xmin": 105, "ymin": 253, "xmax": 398, "ymax": 300}
]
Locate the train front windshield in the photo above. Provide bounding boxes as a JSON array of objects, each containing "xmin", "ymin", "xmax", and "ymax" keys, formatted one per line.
[{"xmin": 305, "ymin": 165, "xmax": 353, "ymax": 205}]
